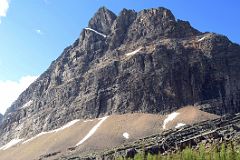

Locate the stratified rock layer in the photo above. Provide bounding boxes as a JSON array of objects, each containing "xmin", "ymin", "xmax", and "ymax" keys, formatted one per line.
[{"xmin": 1, "ymin": 7, "xmax": 240, "ymax": 146}]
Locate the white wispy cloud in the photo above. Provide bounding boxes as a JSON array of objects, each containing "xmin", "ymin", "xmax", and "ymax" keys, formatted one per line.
[
  {"xmin": 0, "ymin": 75, "xmax": 38, "ymax": 114},
  {"xmin": 0, "ymin": 0, "xmax": 10, "ymax": 23},
  {"xmin": 35, "ymin": 29, "xmax": 44, "ymax": 35}
]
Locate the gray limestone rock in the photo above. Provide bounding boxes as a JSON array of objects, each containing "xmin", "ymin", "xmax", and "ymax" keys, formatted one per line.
[{"xmin": 0, "ymin": 114, "xmax": 3, "ymax": 124}]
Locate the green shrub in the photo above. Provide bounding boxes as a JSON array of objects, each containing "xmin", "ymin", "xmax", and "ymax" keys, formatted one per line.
[
  {"xmin": 134, "ymin": 152, "xmax": 144, "ymax": 160},
  {"xmin": 181, "ymin": 147, "xmax": 194, "ymax": 160}
]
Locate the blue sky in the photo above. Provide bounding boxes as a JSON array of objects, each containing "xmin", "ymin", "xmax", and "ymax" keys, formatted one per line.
[{"xmin": 0, "ymin": 0, "xmax": 239, "ymax": 114}]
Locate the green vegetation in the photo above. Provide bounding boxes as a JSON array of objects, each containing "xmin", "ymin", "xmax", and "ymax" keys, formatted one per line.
[{"xmin": 117, "ymin": 142, "xmax": 240, "ymax": 160}]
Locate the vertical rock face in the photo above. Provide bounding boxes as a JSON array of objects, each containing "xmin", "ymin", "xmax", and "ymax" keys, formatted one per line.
[
  {"xmin": 0, "ymin": 114, "xmax": 3, "ymax": 124},
  {"xmin": 1, "ymin": 7, "xmax": 240, "ymax": 146}
]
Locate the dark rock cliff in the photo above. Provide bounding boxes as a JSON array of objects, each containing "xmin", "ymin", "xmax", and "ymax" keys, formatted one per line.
[
  {"xmin": 0, "ymin": 7, "xmax": 240, "ymax": 145},
  {"xmin": 0, "ymin": 114, "xmax": 3, "ymax": 124}
]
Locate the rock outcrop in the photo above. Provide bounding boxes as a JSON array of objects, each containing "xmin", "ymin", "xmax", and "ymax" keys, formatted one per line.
[{"xmin": 1, "ymin": 6, "xmax": 240, "ymax": 147}]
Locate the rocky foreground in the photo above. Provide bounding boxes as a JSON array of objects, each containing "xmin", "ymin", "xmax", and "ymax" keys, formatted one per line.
[
  {"xmin": 67, "ymin": 112, "xmax": 240, "ymax": 160},
  {"xmin": 0, "ymin": 106, "xmax": 218, "ymax": 160}
]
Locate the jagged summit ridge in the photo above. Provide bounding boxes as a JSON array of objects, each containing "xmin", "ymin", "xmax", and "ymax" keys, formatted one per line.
[
  {"xmin": 83, "ymin": 7, "xmax": 200, "ymax": 45},
  {"xmin": 78, "ymin": 7, "xmax": 201, "ymax": 54},
  {"xmin": 0, "ymin": 6, "xmax": 240, "ymax": 148}
]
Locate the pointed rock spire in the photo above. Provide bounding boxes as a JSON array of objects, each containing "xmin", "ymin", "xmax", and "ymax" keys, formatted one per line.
[{"xmin": 88, "ymin": 6, "xmax": 117, "ymax": 34}]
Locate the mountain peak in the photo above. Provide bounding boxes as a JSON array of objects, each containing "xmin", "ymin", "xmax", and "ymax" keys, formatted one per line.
[
  {"xmin": 140, "ymin": 7, "xmax": 176, "ymax": 20},
  {"xmin": 128, "ymin": 7, "xmax": 201, "ymax": 40},
  {"xmin": 88, "ymin": 6, "xmax": 117, "ymax": 34},
  {"xmin": 97, "ymin": 6, "xmax": 111, "ymax": 13},
  {"xmin": 82, "ymin": 7, "xmax": 200, "ymax": 50}
]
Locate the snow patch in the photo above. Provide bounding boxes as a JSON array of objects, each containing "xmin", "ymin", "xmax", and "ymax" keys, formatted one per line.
[
  {"xmin": 84, "ymin": 119, "xmax": 94, "ymax": 123},
  {"xmin": 22, "ymin": 132, "xmax": 48, "ymax": 144},
  {"xmin": 76, "ymin": 116, "xmax": 109, "ymax": 146},
  {"xmin": 21, "ymin": 100, "xmax": 33, "ymax": 109},
  {"xmin": 197, "ymin": 36, "xmax": 206, "ymax": 42},
  {"xmin": 54, "ymin": 119, "xmax": 80, "ymax": 132},
  {"xmin": 23, "ymin": 119, "xmax": 80, "ymax": 144},
  {"xmin": 0, "ymin": 139, "xmax": 24, "ymax": 150},
  {"xmin": 125, "ymin": 47, "xmax": 142, "ymax": 56},
  {"xmin": 123, "ymin": 132, "xmax": 129, "ymax": 139},
  {"xmin": 163, "ymin": 112, "xmax": 180, "ymax": 129},
  {"xmin": 175, "ymin": 123, "xmax": 186, "ymax": 129},
  {"xmin": 85, "ymin": 27, "xmax": 107, "ymax": 38}
]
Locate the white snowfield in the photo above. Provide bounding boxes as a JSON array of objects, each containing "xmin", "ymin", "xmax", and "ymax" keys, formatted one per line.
[
  {"xmin": 125, "ymin": 47, "xmax": 142, "ymax": 56},
  {"xmin": 23, "ymin": 119, "xmax": 80, "ymax": 144},
  {"xmin": 21, "ymin": 100, "xmax": 33, "ymax": 109},
  {"xmin": 162, "ymin": 112, "xmax": 180, "ymax": 129},
  {"xmin": 0, "ymin": 139, "xmax": 24, "ymax": 150},
  {"xmin": 197, "ymin": 36, "xmax": 206, "ymax": 42},
  {"xmin": 84, "ymin": 27, "xmax": 107, "ymax": 38},
  {"xmin": 123, "ymin": 132, "xmax": 129, "ymax": 139},
  {"xmin": 53, "ymin": 119, "xmax": 80, "ymax": 132},
  {"xmin": 76, "ymin": 116, "xmax": 109, "ymax": 146},
  {"xmin": 175, "ymin": 123, "xmax": 186, "ymax": 129}
]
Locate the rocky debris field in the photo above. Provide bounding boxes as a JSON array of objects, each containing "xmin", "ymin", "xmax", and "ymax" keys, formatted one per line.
[
  {"xmin": 66, "ymin": 113, "xmax": 240, "ymax": 160},
  {"xmin": 0, "ymin": 106, "xmax": 217, "ymax": 160}
]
